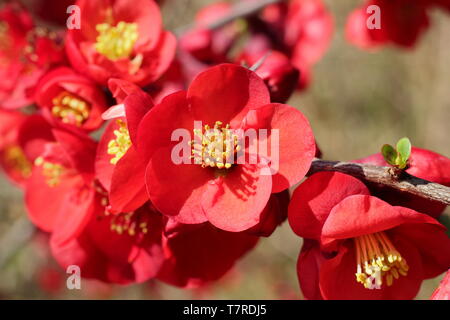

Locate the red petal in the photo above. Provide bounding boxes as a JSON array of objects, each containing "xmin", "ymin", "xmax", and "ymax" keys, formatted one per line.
[
  {"xmin": 187, "ymin": 64, "xmax": 270, "ymax": 127},
  {"xmin": 142, "ymin": 30, "xmax": 177, "ymax": 83},
  {"xmin": 157, "ymin": 222, "xmax": 259, "ymax": 288},
  {"xmin": 288, "ymin": 172, "xmax": 369, "ymax": 240},
  {"xmin": 392, "ymin": 211, "xmax": 450, "ymax": 279},
  {"xmin": 51, "ymin": 183, "xmax": 96, "ymax": 246},
  {"xmin": 297, "ymin": 240, "xmax": 325, "ymax": 300},
  {"xmin": 319, "ymin": 239, "xmax": 423, "ymax": 300},
  {"xmin": 145, "ymin": 146, "xmax": 211, "ymax": 224},
  {"xmin": 51, "ymin": 207, "xmax": 165, "ymax": 284},
  {"xmin": 202, "ymin": 162, "xmax": 272, "ymax": 232},
  {"xmin": 264, "ymin": 103, "xmax": 316, "ymax": 192},
  {"xmin": 107, "ymin": 77, "xmax": 143, "ymax": 103},
  {"xmin": 123, "ymin": 91, "xmax": 154, "ymax": 145},
  {"xmin": 18, "ymin": 114, "xmax": 54, "ymax": 161},
  {"xmin": 52, "ymin": 129, "xmax": 97, "ymax": 180},
  {"xmin": 322, "ymin": 195, "xmax": 439, "ymax": 246},
  {"xmin": 113, "ymin": 0, "xmax": 162, "ymax": 51},
  {"xmin": 95, "ymin": 120, "xmax": 119, "ymax": 190},
  {"xmin": 137, "ymin": 91, "xmax": 193, "ymax": 161},
  {"xmin": 109, "ymin": 146, "xmax": 149, "ymax": 212},
  {"xmin": 25, "ymin": 167, "xmax": 76, "ymax": 232}
]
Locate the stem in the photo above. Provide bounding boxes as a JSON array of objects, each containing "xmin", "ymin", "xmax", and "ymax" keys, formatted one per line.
[
  {"xmin": 175, "ymin": 0, "xmax": 285, "ymax": 36},
  {"xmin": 308, "ymin": 158, "xmax": 450, "ymax": 206}
]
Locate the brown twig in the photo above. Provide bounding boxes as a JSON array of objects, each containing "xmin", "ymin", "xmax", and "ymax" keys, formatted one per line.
[
  {"xmin": 175, "ymin": 0, "xmax": 285, "ymax": 36},
  {"xmin": 307, "ymin": 158, "xmax": 450, "ymax": 206}
]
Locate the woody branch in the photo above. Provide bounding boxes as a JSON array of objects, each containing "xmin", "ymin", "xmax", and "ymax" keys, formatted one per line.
[
  {"xmin": 175, "ymin": 0, "xmax": 285, "ymax": 35},
  {"xmin": 308, "ymin": 158, "xmax": 450, "ymax": 206}
]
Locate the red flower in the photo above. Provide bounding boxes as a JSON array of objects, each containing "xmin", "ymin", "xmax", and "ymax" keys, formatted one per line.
[
  {"xmin": 96, "ymin": 79, "xmax": 154, "ymax": 213},
  {"xmin": 65, "ymin": 0, "xmax": 176, "ymax": 86},
  {"xmin": 259, "ymin": 0, "xmax": 333, "ymax": 90},
  {"xmin": 345, "ymin": 0, "xmax": 433, "ymax": 49},
  {"xmin": 180, "ymin": 2, "xmax": 240, "ymax": 64},
  {"xmin": 282, "ymin": 0, "xmax": 333, "ymax": 68},
  {"xmin": 354, "ymin": 147, "xmax": 450, "ymax": 217},
  {"xmin": 35, "ymin": 67, "xmax": 107, "ymax": 132},
  {"xmin": 157, "ymin": 219, "xmax": 259, "ymax": 288},
  {"xmin": 237, "ymin": 49, "xmax": 299, "ymax": 103},
  {"xmin": 431, "ymin": 269, "xmax": 450, "ymax": 300},
  {"xmin": 51, "ymin": 202, "xmax": 166, "ymax": 284},
  {"xmin": 24, "ymin": 120, "xmax": 98, "ymax": 246},
  {"xmin": 134, "ymin": 63, "xmax": 315, "ymax": 232},
  {"xmin": 288, "ymin": 171, "xmax": 450, "ymax": 299},
  {"xmin": 22, "ymin": 117, "xmax": 164, "ymax": 285},
  {"xmin": 0, "ymin": 2, "xmax": 65, "ymax": 109}
]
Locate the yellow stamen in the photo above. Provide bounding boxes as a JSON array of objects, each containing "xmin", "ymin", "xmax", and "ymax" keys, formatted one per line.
[
  {"xmin": 95, "ymin": 21, "xmax": 138, "ymax": 60},
  {"xmin": 110, "ymin": 211, "xmax": 149, "ymax": 237},
  {"xmin": 34, "ymin": 157, "xmax": 65, "ymax": 187},
  {"xmin": 51, "ymin": 91, "xmax": 90, "ymax": 127},
  {"xmin": 0, "ymin": 21, "xmax": 11, "ymax": 52},
  {"xmin": 107, "ymin": 119, "xmax": 131, "ymax": 165},
  {"xmin": 3, "ymin": 145, "xmax": 32, "ymax": 178},
  {"xmin": 190, "ymin": 121, "xmax": 240, "ymax": 169},
  {"xmin": 354, "ymin": 231, "xmax": 409, "ymax": 290}
]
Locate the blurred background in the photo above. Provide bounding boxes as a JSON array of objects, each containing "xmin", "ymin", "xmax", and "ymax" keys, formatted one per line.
[{"xmin": 0, "ymin": 0, "xmax": 449, "ymax": 299}]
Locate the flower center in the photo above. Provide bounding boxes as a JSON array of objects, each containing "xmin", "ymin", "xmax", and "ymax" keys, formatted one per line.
[
  {"xmin": 0, "ymin": 22, "xmax": 11, "ymax": 52},
  {"xmin": 3, "ymin": 145, "xmax": 32, "ymax": 178},
  {"xmin": 95, "ymin": 21, "xmax": 138, "ymax": 60},
  {"xmin": 107, "ymin": 119, "xmax": 131, "ymax": 165},
  {"xmin": 110, "ymin": 211, "xmax": 150, "ymax": 237},
  {"xmin": 34, "ymin": 157, "xmax": 66, "ymax": 187},
  {"xmin": 51, "ymin": 91, "xmax": 90, "ymax": 127},
  {"xmin": 190, "ymin": 121, "xmax": 241, "ymax": 169},
  {"xmin": 94, "ymin": 182, "xmax": 150, "ymax": 238},
  {"xmin": 354, "ymin": 232, "xmax": 409, "ymax": 289}
]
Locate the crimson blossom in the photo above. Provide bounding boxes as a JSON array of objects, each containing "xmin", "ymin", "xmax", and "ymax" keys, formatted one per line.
[
  {"xmin": 180, "ymin": 2, "xmax": 240, "ymax": 65},
  {"xmin": 288, "ymin": 171, "xmax": 450, "ymax": 300},
  {"xmin": 127, "ymin": 63, "xmax": 315, "ymax": 232},
  {"xmin": 16, "ymin": 112, "xmax": 257, "ymax": 285},
  {"xmin": 237, "ymin": 49, "xmax": 299, "ymax": 103},
  {"xmin": 96, "ymin": 78, "xmax": 156, "ymax": 214},
  {"xmin": 96, "ymin": 73, "xmax": 291, "ymax": 237},
  {"xmin": 0, "ymin": 2, "xmax": 65, "ymax": 109},
  {"xmin": 346, "ymin": 0, "xmax": 450, "ymax": 50},
  {"xmin": 34, "ymin": 67, "xmax": 108, "ymax": 132},
  {"xmin": 65, "ymin": 0, "xmax": 176, "ymax": 86},
  {"xmin": 257, "ymin": 0, "xmax": 333, "ymax": 89},
  {"xmin": 23, "ymin": 116, "xmax": 99, "ymax": 247}
]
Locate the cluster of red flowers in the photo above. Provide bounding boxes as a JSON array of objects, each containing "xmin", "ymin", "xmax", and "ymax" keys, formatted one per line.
[
  {"xmin": 346, "ymin": 0, "xmax": 450, "ymax": 49},
  {"xmin": 0, "ymin": 0, "xmax": 449, "ymax": 299}
]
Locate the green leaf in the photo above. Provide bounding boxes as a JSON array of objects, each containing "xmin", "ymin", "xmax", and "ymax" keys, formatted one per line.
[
  {"xmin": 396, "ymin": 137, "xmax": 411, "ymax": 168},
  {"xmin": 381, "ymin": 144, "xmax": 398, "ymax": 166}
]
